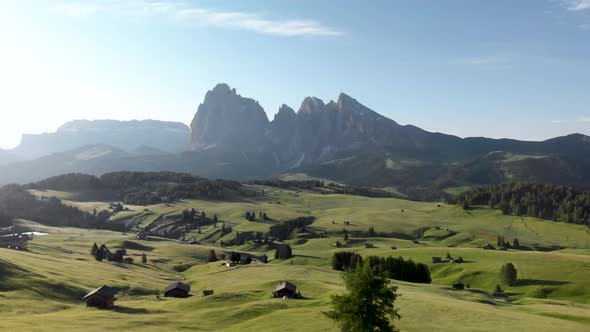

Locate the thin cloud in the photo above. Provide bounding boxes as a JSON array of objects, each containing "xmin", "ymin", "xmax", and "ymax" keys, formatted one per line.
[
  {"xmin": 578, "ymin": 117, "xmax": 590, "ymax": 122},
  {"xmin": 54, "ymin": 1, "xmax": 341, "ymax": 37},
  {"xmin": 563, "ymin": 0, "xmax": 590, "ymax": 11}
]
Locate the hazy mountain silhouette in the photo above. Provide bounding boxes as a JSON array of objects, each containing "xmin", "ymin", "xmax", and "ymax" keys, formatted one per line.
[{"xmin": 1, "ymin": 83, "xmax": 590, "ymax": 197}]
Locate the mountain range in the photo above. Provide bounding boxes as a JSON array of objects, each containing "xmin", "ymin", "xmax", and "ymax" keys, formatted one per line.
[
  {"xmin": 13, "ymin": 119, "xmax": 190, "ymax": 159},
  {"xmin": 1, "ymin": 83, "xmax": 589, "ymax": 198}
]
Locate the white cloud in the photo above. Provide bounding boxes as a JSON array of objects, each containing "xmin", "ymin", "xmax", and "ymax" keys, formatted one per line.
[
  {"xmin": 578, "ymin": 117, "xmax": 590, "ymax": 122},
  {"xmin": 563, "ymin": 0, "xmax": 590, "ymax": 11},
  {"xmin": 54, "ymin": 1, "xmax": 341, "ymax": 37},
  {"xmin": 176, "ymin": 9, "xmax": 340, "ymax": 37}
]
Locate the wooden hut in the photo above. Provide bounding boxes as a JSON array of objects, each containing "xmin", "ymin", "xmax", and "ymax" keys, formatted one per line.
[
  {"xmin": 202, "ymin": 290, "xmax": 214, "ymax": 297},
  {"xmin": 164, "ymin": 282, "xmax": 191, "ymax": 298},
  {"xmin": 452, "ymin": 282, "xmax": 465, "ymax": 290},
  {"xmin": 482, "ymin": 243, "xmax": 496, "ymax": 250},
  {"xmin": 272, "ymin": 281, "xmax": 299, "ymax": 299},
  {"xmin": 83, "ymin": 285, "xmax": 118, "ymax": 308},
  {"xmin": 432, "ymin": 257, "xmax": 442, "ymax": 263}
]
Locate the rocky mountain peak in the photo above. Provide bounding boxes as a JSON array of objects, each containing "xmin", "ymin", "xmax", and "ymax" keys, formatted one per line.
[
  {"xmin": 190, "ymin": 84, "xmax": 269, "ymax": 151},
  {"xmin": 274, "ymin": 104, "xmax": 297, "ymax": 122},
  {"xmin": 299, "ymin": 97, "xmax": 326, "ymax": 114}
]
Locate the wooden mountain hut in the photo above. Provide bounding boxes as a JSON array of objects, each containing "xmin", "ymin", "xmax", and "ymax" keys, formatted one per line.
[
  {"xmin": 83, "ymin": 285, "xmax": 118, "ymax": 309},
  {"xmin": 272, "ymin": 281, "xmax": 299, "ymax": 299},
  {"xmin": 164, "ymin": 282, "xmax": 191, "ymax": 298}
]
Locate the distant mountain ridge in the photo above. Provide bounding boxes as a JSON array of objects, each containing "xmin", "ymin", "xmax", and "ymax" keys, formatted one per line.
[
  {"xmin": 1, "ymin": 83, "xmax": 590, "ymax": 198},
  {"xmin": 0, "ymin": 149, "xmax": 22, "ymax": 166},
  {"xmin": 13, "ymin": 119, "xmax": 190, "ymax": 159}
]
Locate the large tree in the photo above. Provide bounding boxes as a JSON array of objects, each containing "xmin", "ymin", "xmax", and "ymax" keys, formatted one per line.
[
  {"xmin": 324, "ymin": 264, "xmax": 400, "ymax": 332},
  {"xmin": 501, "ymin": 262, "xmax": 518, "ymax": 286}
]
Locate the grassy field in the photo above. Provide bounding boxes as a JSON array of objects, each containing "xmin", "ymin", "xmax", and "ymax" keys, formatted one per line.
[{"xmin": 4, "ymin": 188, "xmax": 589, "ymax": 331}]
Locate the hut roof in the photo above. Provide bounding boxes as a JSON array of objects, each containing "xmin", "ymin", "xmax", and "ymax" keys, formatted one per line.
[
  {"xmin": 164, "ymin": 281, "xmax": 191, "ymax": 294},
  {"xmin": 275, "ymin": 281, "xmax": 297, "ymax": 293},
  {"xmin": 83, "ymin": 285, "xmax": 118, "ymax": 300}
]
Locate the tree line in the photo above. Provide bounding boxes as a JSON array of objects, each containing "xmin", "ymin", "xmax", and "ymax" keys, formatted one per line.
[
  {"xmin": 0, "ymin": 184, "xmax": 111, "ymax": 229},
  {"xmin": 268, "ymin": 217, "xmax": 316, "ymax": 241},
  {"xmin": 331, "ymin": 252, "xmax": 432, "ymax": 284},
  {"xmin": 28, "ymin": 172, "xmax": 244, "ymax": 206},
  {"xmin": 249, "ymin": 179, "xmax": 395, "ymax": 198},
  {"xmin": 448, "ymin": 182, "xmax": 590, "ymax": 226}
]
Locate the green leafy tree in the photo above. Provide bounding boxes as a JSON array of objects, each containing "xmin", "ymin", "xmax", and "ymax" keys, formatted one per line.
[
  {"xmin": 91, "ymin": 243, "xmax": 99, "ymax": 257},
  {"xmin": 501, "ymin": 262, "xmax": 518, "ymax": 286},
  {"xmin": 207, "ymin": 249, "xmax": 218, "ymax": 262},
  {"xmin": 324, "ymin": 264, "xmax": 401, "ymax": 332}
]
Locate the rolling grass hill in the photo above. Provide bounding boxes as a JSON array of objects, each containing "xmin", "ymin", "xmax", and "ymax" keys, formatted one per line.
[{"xmin": 3, "ymin": 188, "xmax": 589, "ymax": 331}]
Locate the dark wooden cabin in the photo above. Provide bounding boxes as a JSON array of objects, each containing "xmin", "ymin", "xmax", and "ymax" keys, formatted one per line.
[
  {"xmin": 83, "ymin": 285, "xmax": 118, "ymax": 309},
  {"xmin": 272, "ymin": 281, "xmax": 299, "ymax": 299},
  {"xmin": 164, "ymin": 282, "xmax": 191, "ymax": 298},
  {"xmin": 452, "ymin": 282, "xmax": 465, "ymax": 290},
  {"xmin": 482, "ymin": 243, "xmax": 496, "ymax": 250}
]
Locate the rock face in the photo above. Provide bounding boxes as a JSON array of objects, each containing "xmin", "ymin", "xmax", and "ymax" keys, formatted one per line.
[
  {"xmin": 188, "ymin": 84, "xmax": 464, "ymax": 169},
  {"xmin": 14, "ymin": 120, "xmax": 190, "ymax": 159},
  {"xmin": 189, "ymin": 84, "xmax": 269, "ymax": 151}
]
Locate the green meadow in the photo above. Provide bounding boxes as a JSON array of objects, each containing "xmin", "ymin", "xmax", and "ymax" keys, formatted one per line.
[{"xmin": 2, "ymin": 187, "xmax": 589, "ymax": 331}]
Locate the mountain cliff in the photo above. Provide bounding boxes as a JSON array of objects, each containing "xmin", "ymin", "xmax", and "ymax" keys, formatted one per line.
[{"xmin": 189, "ymin": 83, "xmax": 269, "ymax": 151}]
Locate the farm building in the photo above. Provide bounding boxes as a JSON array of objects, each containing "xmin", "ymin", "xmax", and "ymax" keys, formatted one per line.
[
  {"xmin": 83, "ymin": 285, "xmax": 118, "ymax": 309},
  {"xmin": 122, "ymin": 257, "xmax": 134, "ymax": 264},
  {"xmin": 272, "ymin": 281, "xmax": 300, "ymax": 299},
  {"xmin": 432, "ymin": 257, "xmax": 442, "ymax": 263},
  {"xmin": 482, "ymin": 243, "xmax": 496, "ymax": 250},
  {"xmin": 164, "ymin": 282, "xmax": 191, "ymax": 298},
  {"xmin": 202, "ymin": 290, "xmax": 214, "ymax": 297}
]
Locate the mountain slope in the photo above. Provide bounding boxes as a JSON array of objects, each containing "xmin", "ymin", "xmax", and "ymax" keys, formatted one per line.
[{"xmin": 0, "ymin": 149, "xmax": 23, "ymax": 165}]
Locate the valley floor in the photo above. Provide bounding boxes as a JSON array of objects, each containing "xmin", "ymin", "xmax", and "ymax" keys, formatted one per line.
[{"xmin": 1, "ymin": 188, "xmax": 589, "ymax": 331}]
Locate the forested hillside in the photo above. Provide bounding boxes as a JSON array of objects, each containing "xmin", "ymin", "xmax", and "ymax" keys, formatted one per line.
[
  {"xmin": 0, "ymin": 185, "xmax": 110, "ymax": 228},
  {"xmin": 449, "ymin": 182, "xmax": 590, "ymax": 226},
  {"xmin": 29, "ymin": 172, "xmax": 246, "ymax": 205}
]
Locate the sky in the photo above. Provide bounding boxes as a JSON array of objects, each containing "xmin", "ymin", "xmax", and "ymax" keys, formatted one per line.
[{"xmin": 0, "ymin": 0, "xmax": 589, "ymax": 148}]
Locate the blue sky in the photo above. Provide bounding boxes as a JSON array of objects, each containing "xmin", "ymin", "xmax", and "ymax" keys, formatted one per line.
[{"xmin": 0, "ymin": 0, "xmax": 589, "ymax": 148}]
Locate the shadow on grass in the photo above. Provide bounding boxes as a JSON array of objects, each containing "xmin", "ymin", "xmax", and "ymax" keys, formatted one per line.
[
  {"xmin": 293, "ymin": 254, "xmax": 322, "ymax": 259},
  {"xmin": 113, "ymin": 306, "xmax": 151, "ymax": 314},
  {"xmin": 517, "ymin": 279, "xmax": 569, "ymax": 286}
]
